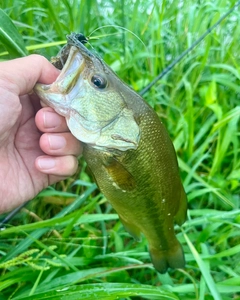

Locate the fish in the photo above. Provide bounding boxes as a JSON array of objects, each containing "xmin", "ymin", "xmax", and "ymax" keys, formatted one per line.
[{"xmin": 34, "ymin": 33, "xmax": 188, "ymax": 273}]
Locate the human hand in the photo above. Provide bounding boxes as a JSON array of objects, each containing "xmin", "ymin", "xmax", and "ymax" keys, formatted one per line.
[{"xmin": 0, "ymin": 55, "xmax": 82, "ymax": 213}]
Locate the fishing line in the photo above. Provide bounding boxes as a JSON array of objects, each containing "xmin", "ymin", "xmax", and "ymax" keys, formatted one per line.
[
  {"xmin": 88, "ymin": 24, "xmax": 147, "ymax": 49},
  {"xmin": 87, "ymin": 26, "xmax": 150, "ymax": 74},
  {"xmin": 139, "ymin": 1, "xmax": 240, "ymax": 96}
]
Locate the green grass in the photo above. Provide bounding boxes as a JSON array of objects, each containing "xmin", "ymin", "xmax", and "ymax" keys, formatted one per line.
[{"xmin": 0, "ymin": 0, "xmax": 240, "ymax": 299}]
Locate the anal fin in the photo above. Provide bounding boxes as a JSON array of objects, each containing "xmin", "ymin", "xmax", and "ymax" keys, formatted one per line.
[
  {"xmin": 119, "ymin": 216, "xmax": 141, "ymax": 242},
  {"xmin": 174, "ymin": 185, "xmax": 188, "ymax": 226}
]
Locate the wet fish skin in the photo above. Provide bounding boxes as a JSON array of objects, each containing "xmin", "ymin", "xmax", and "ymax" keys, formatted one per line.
[{"xmin": 34, "ymin": 33, "xmax": 187, "ymax": 273}]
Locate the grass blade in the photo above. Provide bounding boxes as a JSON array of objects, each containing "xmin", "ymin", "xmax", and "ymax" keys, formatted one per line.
[
  {"xmin": 12, "ymin": 282, "xmax": 179, "ymax": 300},
  {"xmin": 183, "ymin": 231, "xmax": 221, "ymax": 300},
  {"xmin": 0, "ymin": 184, "xmax": 96, "ymax": 262},
  {"xmin": 0, "ymin": 8, "xmax": 27, "ymax": 57}
]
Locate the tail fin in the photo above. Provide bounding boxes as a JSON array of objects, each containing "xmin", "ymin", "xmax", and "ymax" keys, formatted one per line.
[{"xmin": 149, "ymin": 241, "xmax": 185, "ymax": 274}]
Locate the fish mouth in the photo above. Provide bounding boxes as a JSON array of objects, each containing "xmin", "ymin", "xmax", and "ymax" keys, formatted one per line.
[
  {"xmin": 34, "ymin": 45, "xmax": 86, "ymax": 116},
  {"xmin": 34, "ymin": 33, "xmax": 102, "ymax": 112}
]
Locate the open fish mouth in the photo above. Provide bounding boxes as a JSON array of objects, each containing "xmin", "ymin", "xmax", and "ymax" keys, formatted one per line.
[
  {"xmin": 34, "ymin": 33, "xmax": 105, "ymax": 115},
  {"xmin": 34, "ymin": 45, "xmax": 86, "ymax": 116}
]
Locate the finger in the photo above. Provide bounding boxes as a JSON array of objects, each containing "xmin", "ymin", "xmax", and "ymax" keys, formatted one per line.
[
  {"xmin": 35, "ymin": 107, "xmax": 69, "ymax": 133},
  {"xmin": 0, "ymin": 54, "xmax": 59, "ymax": 96},
  {"xmin": 39, "ymin": 132, "xmax": 82, "ymax": 156},
  {"xmin": 35, "ymin": 155, "xmax": 79, "ymax": 177}
]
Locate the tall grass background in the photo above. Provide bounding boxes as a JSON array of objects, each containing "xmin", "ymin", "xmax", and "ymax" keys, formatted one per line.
[{"xmin": 0, "ymin": 0, "xmax": 239, "ymax": 299}]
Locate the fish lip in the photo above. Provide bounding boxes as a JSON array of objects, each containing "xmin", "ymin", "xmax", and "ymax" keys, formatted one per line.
[
  {"xmin": 34, "ymin": 45, "xmax": 85, "ymax": 96},
  {"xmin": 34, "ymin": 32, "xmax": 96, "ymax": 99},
  {"xmin": 34, "ymin": 83, "xmax": 51, "ymax": 92},
  {"xmin": 34, "ymin": 45, "xmax": 86, "ymax": 117}
]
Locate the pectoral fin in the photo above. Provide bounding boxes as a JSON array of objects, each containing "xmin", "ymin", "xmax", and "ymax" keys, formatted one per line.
[{"xmin": 103, "ymin": 156, "xmax": 136, "ymax": 192}]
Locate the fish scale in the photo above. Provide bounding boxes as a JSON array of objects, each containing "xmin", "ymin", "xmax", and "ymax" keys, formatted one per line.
[{"xmin": 34, "ymin": 33, "xmax": 187, "ymax": 273}]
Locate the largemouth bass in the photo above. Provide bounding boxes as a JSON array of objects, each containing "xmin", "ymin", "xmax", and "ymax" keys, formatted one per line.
[{"xmin": 34, "ymin": 33, "xmax": 187, "ymax": 273}]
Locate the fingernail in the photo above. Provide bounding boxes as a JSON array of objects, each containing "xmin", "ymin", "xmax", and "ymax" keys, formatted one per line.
[
  {"xmin": 44, "ymin": 111, "xmax": 62, "ymax": 128},
  {"xmin": 38, "ymin": 158, "xmax": 56, "ymax": 170},
  {"xmin": 48, "ymin": 135, "xmax": 66, "ymax": 150}
]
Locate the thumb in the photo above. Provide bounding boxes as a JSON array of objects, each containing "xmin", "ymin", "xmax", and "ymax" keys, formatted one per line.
[{"xmin": 0, "ymin": 54, "xmax": 60, "ymax": 96}]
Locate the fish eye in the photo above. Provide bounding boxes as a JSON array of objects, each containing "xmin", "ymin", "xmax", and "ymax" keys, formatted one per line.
[{"xmin": 91, "ymin": 74, "xmax": 108, "ymax": 89}]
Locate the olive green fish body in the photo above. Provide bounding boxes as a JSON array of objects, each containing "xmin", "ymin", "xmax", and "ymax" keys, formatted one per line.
[
  {"xmin": 83, "ymin": 93, "xmax": 187, "ymax": 273},
  {"xmin": 34, "ymin": 33, "xmax": 187, "ymax": 273}
]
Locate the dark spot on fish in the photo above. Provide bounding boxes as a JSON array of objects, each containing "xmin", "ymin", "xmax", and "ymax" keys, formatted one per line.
[{"xmin": 75, "ymin": 33, "xmax": 88, "ymax": 44}]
